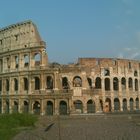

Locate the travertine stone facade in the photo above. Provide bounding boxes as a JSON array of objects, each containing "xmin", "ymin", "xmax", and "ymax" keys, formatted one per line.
[{"xmin": 0, "ymin": 20, "xmax": 140, "ymax": 115}]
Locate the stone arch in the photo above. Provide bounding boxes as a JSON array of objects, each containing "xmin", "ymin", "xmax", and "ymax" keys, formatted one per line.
[
  {"xmin": 46, "ymin": 101, "xmax": 53, "ymax": 115},
  {"xmin": 46, "ymin": 76, "xmax": 53, "ymax": 89},
  {"xmin": 34, "ymin": 53, "xmax": 41, "ymax": 66},
  {"xmin": 129, "ymin": 98, "xmax": 134, "ymax": 111},
  {"xmin": 113, "ymin": 77, "xmax": 119, "ymax": 91},
  {"xmin": 135, "ymin": 79, "xmax": 138, "ymax": 91},
  {"xmin": 35, "ymin": 77, "xmax": 40, "ymax": 90},
  {"xmin": 23, "ymin": 100, "xmax": 29, "ymax": 113},
  {"xmin": 136, "ymin": 98, "xmax": 139, "ymax": 110},
  {"xmin": 6, "ymin": 79, "xmax": 9, "ymax": 91},
  {"xmin": 95, "ymin": 77, "xmax": 101, "ymax": 89},
  {"xmin": 14, "ymin": 78, "xmax": 18, "ymax": 91},
  {"xmin": 105, "ymin": 98, "xmax": 111, "ymax": 112},
  {"xmin": 24, "ymin": 54, "xmax": 29, "ymax": 67},
  {"xmin": 62, "ymin": 77, "xmax": 69, "ymax": 89},
  {"xmin": 74, "ymin": 100, "xmax": 83, "ymax": 113},
  {"xmin": 104, "ymin": 69, "xmax": 110, "ymax": 76},
  {"xmin": 59, "ymin": 100, "xmax": 67, "ymax": 115},
  {"xmin": 13, "ymin": 100, "xmax": 18, "ymax": 113},
  {"xmin": 87, "ymin": 99, "xmax": 95, "ymax": 113},
  {"xmin": 123, "ymin": 98, "xmax": 127, "ymax": 111},
  {"xmin": 73, "ymin": 76, "xmax": 82, "ymax": 87},
  {"xmin": 114, "ymin": 98, "xmax": 120, "ymax": 111},
  {"xmin": 105, "ymin": 78, "xmax": 110, "ymax": 91},
  {"xmin": 128, "ymin": 78, "xmax": 133, "ymax": 90},
  {"xmin": 134, "ymin": 70, "xmax": 138, "ymax": 77},
  {"xmin": 33, "ymin": 101, "xmax": 40, "ymax": 114},
  {"xmin": 121, "ymin": 77, "xmax": 126, "ymax": 90},
  {"xmin": 24, "ymin": 77, "xmax": 28, "ymax": 90},
  {"xmin": 87, "ymin": 77, "xmax": 92, "ymax": 88},
  {"xmin": 100, "ymin": 99, "xmax": 103, "ymax": 111}
]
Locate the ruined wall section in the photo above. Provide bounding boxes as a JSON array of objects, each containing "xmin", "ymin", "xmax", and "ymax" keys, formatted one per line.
[
  {"xmin": 0, "ymin": 20, "xmax": 43, "ymax": 52},
  {"xmin": 0, "ymin": 21, "xmax": 48, "ymax": 74}
]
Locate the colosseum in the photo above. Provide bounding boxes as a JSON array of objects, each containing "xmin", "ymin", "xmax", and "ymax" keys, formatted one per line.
[{"xmin": 0, "ymin": 20, "xmax": 139, "ymax": 115}]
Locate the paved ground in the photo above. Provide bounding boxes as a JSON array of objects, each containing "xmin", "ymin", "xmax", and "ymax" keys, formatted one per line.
[{"xmin": 13, "ymin": 113, "xmax": 140, "ymax": 140}]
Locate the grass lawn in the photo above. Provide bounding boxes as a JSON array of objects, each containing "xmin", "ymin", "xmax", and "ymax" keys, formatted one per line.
[{"xmin": 0, "ymin": 113, "xmax": 38, "ymax": 140}]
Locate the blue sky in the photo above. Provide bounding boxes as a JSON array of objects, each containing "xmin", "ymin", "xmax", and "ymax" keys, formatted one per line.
[{"xmin": 0, "ymin": 0, "xmax": 140, "ymax": 63}]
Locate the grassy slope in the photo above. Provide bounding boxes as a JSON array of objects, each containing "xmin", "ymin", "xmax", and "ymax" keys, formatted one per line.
[{"xmin": 0, "ymin": 114, "xmax": 38, "ymax": 140}]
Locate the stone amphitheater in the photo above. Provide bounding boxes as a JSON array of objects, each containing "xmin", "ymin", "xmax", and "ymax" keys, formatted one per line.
[{"xmin": 0, "ymin": 20, "xmax": 140, "ymax": 116}]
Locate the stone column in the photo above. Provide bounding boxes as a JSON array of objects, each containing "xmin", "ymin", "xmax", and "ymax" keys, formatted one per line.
[
  {"xmin": 54, "ymin": 72, "xmax": 59, "ymax": 90},
  {"xmin": 18, "ymin": 53, "xmax": 22, "ymax": 70},
  {"xmin": 1, "ymin": 99, "xmax": 4, "ymax": 114},
  {"xmin": 127, "ymin": 98, "xmax": 130, "ymax": 111},
  {"xmin": 111, "ymin": 98, "xmax": 114, "ymax": 112},
  {"xmin": 40, "ymin": 99, "xmax": 45, "ymax": 115},
  {"xmin": 9, "ymin": 99, "xmax": 12, "ymax": 114},
  {"xmin": 120, "ymin": 98, "xmax": 123, "ymax": 111},
  {"xmin": 54, "ymin": 99, "xmax": 59, "ymax": 115},
  {"xmin": 18, "ymin": 76, "xmax": 20, "ymax": 94},
  {"xmin": 28, "ymin": 76, "xmax": 32, "ymax": 94},
  {"xmin": 29, "ymin": 100, "xmax": 33, "ymax": 114},
  {"xmin": 83, "ymin": 101, "xmax": 87, "ymax": 114},
  {"xmin": 101, "ymin": 78, "xmax": 105, "ymax": 92},
  {"xmin": 118, "ymin": 78, "xmax": 122, "ymax": 95},
  {"xmin": 29, "ymin": 52, "xmax": 32, "ymax": 70},
  {"xmin": 81, "ymin": 72, "xmax": 88, "ymax": 89},
  {"xmin": 18, "ymin": 99, "xmax": 22, "ymax": 113},
  {"xmin": 40, "ymin": 73, "xmax": 45, "ymax": 90},
  {"xmin": 9, "ymin": 77, "xmax": 13, "ymax": 95}
]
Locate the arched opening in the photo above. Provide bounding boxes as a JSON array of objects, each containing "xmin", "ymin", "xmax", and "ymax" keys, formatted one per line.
[
  {"xmin": 95, "ymin": 77, "xmax": 101, "ymax": 89},
  {"xmin": 113, "ymin": 77, "xmax": 119, "ymax": 91},
  {"xmin": 121, "ymin": 77, "xmax": 126, "ymax": 90},
  {"xmin": 46, "ymin": 76, "xmax": 53, "ymax": 89},
  {"xmin": 59, "ymin": 101, "xmax": 67, "ymax": 115},
  {"xmin": 62, "ymin": 77, "xmax": 69, "ymax": 89},
  {"xmin": 24, "ymin": 55, "xmax": 29, "ymax": 67},
  {"xmin": 74, "ymin": 100, "xmax": 83, "ymax": 113},
  {"xmin": 5, "ymin": 100, "xmax": 9, "ymax": 113},
  {"xmin": 13, "ymin": 101, "xmax": 18, "ymax": 113},
  {"xmin": 105, "ymin": 98, "xmax": 111, "ymax": 112},
  {"xmin": 34, "ymin": 53, "xmax": 41, "ymax": 66},
  {"xmin": 135, "ymin": 79, "xmax": 138, "ymax": 91},
  {"xmin": 14, "ymin": 78, "xmax": 18, "ymax": 91},
  {"xmin": 114, "ymin": 98, "xmax": 120, "ymax": 111},
  {"xmin": 105, "ymin": 78, "xmax": 110, "ymax": 91},
  {"xmin": 104, "ymin": 69, "xmax": 110, "ymax": 76},
  {"xmin": 33, "ymin": 101, "xmax": 40, "ymax": 115},
  {"xmin": 6, "ymin": 79, "xmax": 9, "ymax": 91},
  {"xmin": 129, "ymin": 98, "xmax": 134, "ymax": 111},
  {"xmin": 134, "ymin": 70, "xmax": 138, "ymax": 77},
  {"xmin": 100, "ymin": 99, "xmax": 103, "ymax": 111},
  {"xmin": 15, "ymin": 56, "xmax": 19, "ymax": 68},
  {"xmin": 73, "ymin": 76, "xmax": 82, "ymax": 87},
  {"xmin": 23, "ymin": 101, "xmax": 29, "ymax": 113},
  {"xmin": 123, "ymin": 99, "xmax": 127, "ymax": 111},
  {"xmin": 24, "ymin": 78, "xmax": 28, "ymax": 90},
  {"xmin": 87, "ymin": 100, "xmax": 95, "ymax": 113},
  {"xmin": 87, "ymin": 78, "xmax": 92, "ymax": 89},
  {"xmin": 128, "ymin": 78, "xmax": 133, "ymax": 90},
  {"xmin": 35, "ymin": 77, "xmax": 40, "ymax": 90},
  {"xmin": 136, "ymin": 98, "xmax": 139, "ymax": 110},
  {"xmin": 46, "ymin": 101, "xmax": 53, "ymax": 115}
]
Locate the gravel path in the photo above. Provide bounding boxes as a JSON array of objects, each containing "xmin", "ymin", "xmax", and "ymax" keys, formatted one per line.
[{"xmin": 13, "ymin": 114, "xmax": 140, "ymax": 140}]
